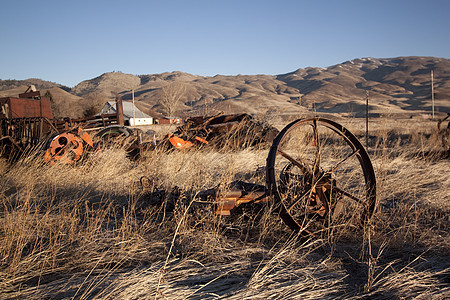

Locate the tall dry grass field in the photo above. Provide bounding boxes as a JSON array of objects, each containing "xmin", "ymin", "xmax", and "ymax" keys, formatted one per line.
[{"xmin": 0, "ymin": 116, "xmax": 448, "ymax": 299}]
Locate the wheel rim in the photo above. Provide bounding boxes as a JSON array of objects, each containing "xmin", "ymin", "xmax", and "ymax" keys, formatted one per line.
[
  {"xmin": 97, "ymin": 127, "xmax": 130, "ymax": 141},
  {"xmin": 44, "ymin": 132, "xmax": 84, "ymax": 165},
  {"xmin": 266, "ymin": 117, "xmax": 376, "ymax": 234}
]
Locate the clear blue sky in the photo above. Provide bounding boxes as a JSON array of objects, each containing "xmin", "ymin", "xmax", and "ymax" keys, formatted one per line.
[{"xmin": 1, "ymin": 0, "xmax": 449, "ymax": 87}]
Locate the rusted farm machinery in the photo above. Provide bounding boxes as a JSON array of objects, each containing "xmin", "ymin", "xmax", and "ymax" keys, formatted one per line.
[
  {"xmin": 0, "ymin": 88, "xmax": 140, "ymax": 163},
  {"xmin": 167, "ymin": 113, "xmax": 279, "ymax": 150},
  {"xmin": 265, "ymin": 118, "xmax": 376, "ymax": 233},
  {"xmin": 145, "ymin": 117, "xmax": 377, "ymax": 235},
  {"xmin": 1, "ymin": 87, "xmax": 279, "ymax": 163},
  {"xmin": 2, "ymin": 88, "xmax": 377, "ymax": 234}
]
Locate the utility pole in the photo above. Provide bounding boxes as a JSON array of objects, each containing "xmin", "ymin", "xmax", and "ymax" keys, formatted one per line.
[
  {"xmin": 431, "ymin": 70, "xmax": 435, "ymax": 119},
  {"xmin": 132, "ymin": 89, "xmax": 136, "ymax": 126},
  {"xmin": 365, "ymin": 90, "xmax": 369, "ymax": 148}
]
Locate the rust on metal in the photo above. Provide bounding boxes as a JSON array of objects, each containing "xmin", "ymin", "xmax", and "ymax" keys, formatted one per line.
[
  {"xmin": 215, "ymin": 189, "xmax": 269, "ymax": 215},
  {"xmin": 0, "ymin": 117, "xmax": 56, "ymax": 152},
  {"xmin": 166, "ymin": 113, "xmax": 279, "ymax": 150},
  {"xmin": 141, "ymin": 117, "xmax": 378, "ymax": 235},
  {"xmin": 116, "ymin": 95, "xmax": 125, "ymax": 126},
  {"xmin": 2, "ymin": 87, "xmax": 380, "ymax": 236},
  {"xmin": 0, "ymin": 91, "xmax": 53, "ymax": 119},
  {"xmin": 77, "ymin": 127, "xmax": 94, "ymax": 148},
  {"xmin": 168, "ymin": 134, "xmax": 194, "ymax": 149},
  {"xmin": 44, "ymin": 130, "xmax": 90, "ymax": 165},
  {"xmin": 266, "ymin": 117, "xmax": 376, "ymax": 234},
  {"xmin": 194, "ymin": 136, "xmax": 208, "ymax": 144},
  {"xmin": 1, "ymin": 87, "xmax": 133, "ymax": 162}
]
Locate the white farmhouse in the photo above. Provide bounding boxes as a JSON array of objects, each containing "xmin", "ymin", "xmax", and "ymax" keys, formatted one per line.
[{"xmin": 100, "ymin": 101, "xmax": 153, "ymax": 126}]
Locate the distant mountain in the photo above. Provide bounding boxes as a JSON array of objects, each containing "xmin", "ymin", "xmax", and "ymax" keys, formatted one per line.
[
  {"xmin": 0, "ymin": 78, "xmax": 70, "ymax": 93},
  {"xmin": 277, "ymin": 57, "xmax": 450, "ymax": 116},
  {"xmin": 71, "ymin": 72, "xmax": 140, "ymax": 97},
  {"xmin": 1, "ymin": 56, "xmax": 449, "ymax": 119}
]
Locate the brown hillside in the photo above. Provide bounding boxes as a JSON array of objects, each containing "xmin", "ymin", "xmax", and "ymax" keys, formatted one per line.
[
  {"xmin": 71, "ymin": 72, "xmax": 141, "ymax": 97},
  {"xmin": 278, "ymin": 57, "xmax": 450, "ymax": 117},
  {"xmin": 1, "ymin": 57, "xmax": 449, "ymax": 119},
  {"xmin": 46, "ymin": 87, "xmax": 84, "ymax": 118},
  {"xmin": 0, "ymin": 78, "xmax": 66, "ymax": 92}
]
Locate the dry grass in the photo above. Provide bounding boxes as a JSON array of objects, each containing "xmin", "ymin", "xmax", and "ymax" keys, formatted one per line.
[{"xmin": 0, "ymin": 117, "xmax": 448, "ymax": 299}]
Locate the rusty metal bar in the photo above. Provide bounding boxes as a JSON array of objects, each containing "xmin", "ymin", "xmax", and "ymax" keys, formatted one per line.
[{"xmin": 116, "ymin": 96, "xmax": 124, "ymax": 126}]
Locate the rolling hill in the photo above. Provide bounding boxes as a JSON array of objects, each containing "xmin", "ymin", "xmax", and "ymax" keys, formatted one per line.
[{"xmin": 1, "ymin": 56, "xmax": 449, "ymax": 119}]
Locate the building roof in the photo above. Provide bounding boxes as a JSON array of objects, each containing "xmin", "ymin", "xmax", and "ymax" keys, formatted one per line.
[
  {"xmin": 160, "ymin": 116, "xmax": 181, "ymax": 119},
  {"xmin": 101, "ymin": 101, "xmax": 152, "ymax": 119}
]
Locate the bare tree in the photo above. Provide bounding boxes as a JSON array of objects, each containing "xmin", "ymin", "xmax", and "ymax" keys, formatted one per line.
[
  {"xmin": 83, "ymin": 92, "xmax": 108, "ymax": 117},
  {"xmin": 160, "ymin": 82, "xmax": 186, "ymax": 116},
  {"xmin": 44, "ymin": 90, "xmax": 59, "ymax": 117}
]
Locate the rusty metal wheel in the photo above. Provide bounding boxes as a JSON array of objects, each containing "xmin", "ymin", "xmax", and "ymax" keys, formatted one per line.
[
  {"xmin": 266, "ymin": 118, "xmax": 376, "ymax": 235},
  {"xmin": 44, "ymin": 132, "xmax": 85, "ymax": 165},
  {"xmin": 43, "ymin": 129, "xmax": 94, "ymax": 165}
]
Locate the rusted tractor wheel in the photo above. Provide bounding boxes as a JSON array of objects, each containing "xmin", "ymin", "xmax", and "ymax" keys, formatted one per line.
[{"xmin": 266, "ymin": 118, "xmax": 376, "ymax": 235}]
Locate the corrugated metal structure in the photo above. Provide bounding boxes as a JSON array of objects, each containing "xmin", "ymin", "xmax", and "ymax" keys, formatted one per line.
[
  {"xmin": 0, "ymin": 89, "xmax": 55, "ymax": 154},
  {"xmin": 0, "ymin": 90, "xmax": 53, "ymax": 119},
  {"xmin": 100, "ymin": 101, "xmax": 153, "ymax": 126}
]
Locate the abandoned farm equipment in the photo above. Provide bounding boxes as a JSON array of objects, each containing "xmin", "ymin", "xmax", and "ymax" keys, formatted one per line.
[
  {"xmin": 0, "ymin": 87, "xmax": 55, "ymax": 158},
  {"xmin": 0, "ymin": 87, "xmax": 277, "ymax": 164},
  {"xmin": 0, "ymin": 88, "xmax": 139, "ymax": 163},
  {"xmin": 144, "ymin": 117, "xmax": 377, "ymax": 235},
  {"xmin": 167, "ymin": 113, "xmax": 280, "ymax": 150},
  {"xmin": 1, "ymin": 87, "xmax": 377, "ymax": 235}
]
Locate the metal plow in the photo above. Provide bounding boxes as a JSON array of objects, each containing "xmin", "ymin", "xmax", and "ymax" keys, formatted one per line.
[{"xmin": 144, "ymin": 117, "xmax": 377, "ymax": 235}]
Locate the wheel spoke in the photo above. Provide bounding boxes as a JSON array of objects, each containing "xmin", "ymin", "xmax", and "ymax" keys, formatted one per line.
[
  {"xmin": 327, "ymin": 149, "xmax": 360, "ymax": 174},
  {"xmin": 312, "ymin": 119, "xmax": 321, "ymax": 176},
  {"xmin": 323, "ymin": 183, "xmax": 363, "ymax": 204},
  {"xmin": 277, "ymin": 149, "xmax": 311, "ymax": 175}
]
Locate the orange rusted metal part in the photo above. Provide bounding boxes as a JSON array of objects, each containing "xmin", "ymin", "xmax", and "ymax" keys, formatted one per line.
[
  {"xmin": 166, "ymin": 113, "xmax": 279, "ymax": 150},
  {"xmin": 78, "ymin": 127, "xmax": 94, "ymax": 147},
  {"xmin": 215, "ymin": 189, "xmax": 269, "ymax": 215},
  {"xmin": 44, "ymin": 129, "xmax": 94, "ymax": 165},
  {"xmin": 168, "ymin": 134, "xmax": 194, "ymax": 149},
  {"xmin": 194, "ymin": 136, "xmax": 208, "ymax": 144}
]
